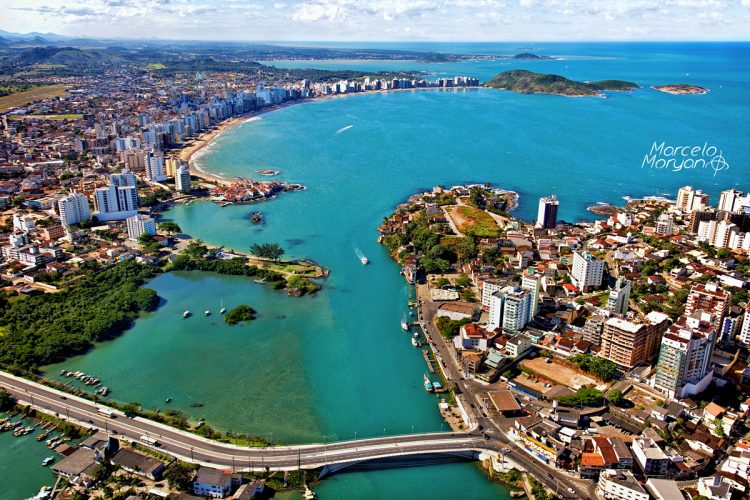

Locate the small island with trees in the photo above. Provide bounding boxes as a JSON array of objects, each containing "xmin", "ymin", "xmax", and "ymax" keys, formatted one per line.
[
  {"xmin": 653, "ymin": 84, "xmax": 709, "ymax": 95},
  {"xmin": 485, "ymin": 70, "xmax": 639, "ymax": 97},
  {"xmin": 224, "ymin": 305, "xmax": 257, "ymax": 325}
]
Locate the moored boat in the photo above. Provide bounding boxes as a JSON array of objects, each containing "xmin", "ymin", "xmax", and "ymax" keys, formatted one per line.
[
  {"xmin": 183, "ymin": 310, "xmax": 191, "ymax": 318},
  {"xmin": 401, "ymin": 315, "xmax": 410, "ymax": 331},
  {"xmin": 41, "ymin": 457, "xmax": 54, "ymax": 466}
]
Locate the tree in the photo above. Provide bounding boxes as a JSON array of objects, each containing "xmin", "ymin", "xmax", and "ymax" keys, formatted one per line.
[
  {"xmin": 421, "ymin": 257, "xmax": 450, "ymax": 274},
  {"xmin": 607, "ymin": 389, "xmax": 624, "ymax": 406},
  {"xmin": 184, "ymin": 239, "xmax": 208, "ymax": 260},
  {"xmin": 158, "ymin": 221, "xmax": 181, "ymax": 235},
  {"xmin": 137, "ymin": 233, "xmax": 154, "ymax": 245},
  {"xmin": 250, "ymin": 243, "xmax": 285, "ymax": 261},
  {"xmin": 165, "ymin": 462, "xmax": 196, "ymax": 491},
  {"xmin": 455, "ymin": 274, "xmax": 472, "ymax": 288},
  {"xmin": 0, "ymin": 390, "xmax": 13, "ymax": 411}
]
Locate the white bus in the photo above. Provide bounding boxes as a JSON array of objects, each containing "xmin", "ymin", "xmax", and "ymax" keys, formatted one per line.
[
  {"xmin": 97, "ymin": 407, "xmax": 114, "ymax": 418},
  {"xmin": 140, "ymin": 435, "xmax": 159, "ymax": 446}
]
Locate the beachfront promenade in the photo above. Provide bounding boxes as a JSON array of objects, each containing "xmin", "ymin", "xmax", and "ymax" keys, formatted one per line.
[{"xmin": 0, "ymin": 371, "xmax": 493, "ymax": 472}]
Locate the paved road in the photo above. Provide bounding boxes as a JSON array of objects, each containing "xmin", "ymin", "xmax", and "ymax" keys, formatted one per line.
[
  {"xmin": 0, "ymin": 371, "xmax": 493, "ymax": 471},
  {"xmin": 415, "ymin": 284, "xmax": 596, "ymax": 499}
]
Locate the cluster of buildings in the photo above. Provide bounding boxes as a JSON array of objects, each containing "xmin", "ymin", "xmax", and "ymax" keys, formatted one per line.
[
  {"xmin": 380, "ymin": 183, "xmax": 750, "ymax": 499},
  {"xmin": 48, "ymin": 431, "xmax": 267, "ymax": 498},
  {"xmin": 309, "ymin": 75, "xmax": 480, "ymax": 95}
]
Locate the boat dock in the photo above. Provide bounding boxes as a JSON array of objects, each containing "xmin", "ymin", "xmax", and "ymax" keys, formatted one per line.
[{"xmin": 421, "ymin": 349, "xmax": 435, "ymax": 374}]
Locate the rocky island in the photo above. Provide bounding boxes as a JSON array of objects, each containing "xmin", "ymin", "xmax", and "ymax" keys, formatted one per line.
[
  {"xmin": 485, "ymin": 69, "xmax": 639, "ymax": 97},
  {"xmin": 653, "ymin": 84, "xmax": 709, "ymax": 95}
]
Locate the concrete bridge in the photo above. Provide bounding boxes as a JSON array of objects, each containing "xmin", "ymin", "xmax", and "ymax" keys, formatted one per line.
[{"xmin": 0, "ymin": 371, "xmax": 495, "ymax": 473}]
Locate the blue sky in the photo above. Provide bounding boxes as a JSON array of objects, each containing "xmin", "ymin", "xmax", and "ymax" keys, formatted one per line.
[{"xmin": 2, "ymin": 0, "xmax": 750, "ymax": 41}]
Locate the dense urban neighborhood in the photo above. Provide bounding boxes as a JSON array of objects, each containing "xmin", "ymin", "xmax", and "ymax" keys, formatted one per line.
[{"xmin": 379, "ymin": 183, "xmax": 750, "ymax": 500}]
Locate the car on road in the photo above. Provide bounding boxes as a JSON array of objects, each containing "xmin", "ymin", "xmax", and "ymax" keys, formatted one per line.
[{"xmin": 59, "ymin": 395, "xmax": 66, "ymax": 400}]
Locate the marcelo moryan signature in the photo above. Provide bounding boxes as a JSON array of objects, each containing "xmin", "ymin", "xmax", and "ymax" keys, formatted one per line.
[{"xmin": 642, "ymin": 141, "xmax": 729, "ymax": 176}]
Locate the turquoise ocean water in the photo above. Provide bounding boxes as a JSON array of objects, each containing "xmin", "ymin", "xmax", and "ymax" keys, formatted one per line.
[{"xmin": 4, "ymin": 42, "xmax": 748, "ymax": 499}]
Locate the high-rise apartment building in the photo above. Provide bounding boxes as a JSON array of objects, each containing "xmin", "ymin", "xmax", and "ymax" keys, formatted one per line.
[
  {"xmin": 571, "ymin": 251, "xmax": 605, "ymax": 292},
  {"xmin": 653, "ymin": 312, "xmax": 716, "ymax": 399},
  {"xmin": 536, "ymin": 194, "xmax": 559, "ymax": 229},
  {"xmin": 57, "ymin": 192, "xmax": 91, "ymax": 227},
  {"xmin": 600, "ymin": 312, "xmax": 670, "ymax": 368},
  {"xmin": 145, "ymin": 152, "xmax": 168, "ymax": 182},
  {"xmin": 676, "ymin": 186, "xmax": 709, "ymax": 213},
  {"xmin": 126, "ymin": 213, "xmax": 156, "ymax": 241},
  {"xmin": 684, "ymin": 283, "xmax": 731, "ymax": 330},
  {"xmin": 175, "ymin": 164, "xmax": 192, "ymax": 193},
  {"xmin": 489, "ymin": 286, "xmax": 532, "ymax": 333},
  {"xmin": 607, "ymin": 277, "xmax": 631, "ymax": 315}
]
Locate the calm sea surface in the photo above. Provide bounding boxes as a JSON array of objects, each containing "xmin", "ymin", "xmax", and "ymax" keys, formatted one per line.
[{"xmin": 6, "ymin": 42, "xmax": 748, "ymax": 499}]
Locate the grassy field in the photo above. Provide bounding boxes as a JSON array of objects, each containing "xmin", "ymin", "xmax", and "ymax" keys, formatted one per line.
[
  {"xmin": 0, "ymin": 84, "xmax": 69, "ymax": 112},
  {"xmin": 446, "ymin": 204, "xmax": 503, "ymax": 237},
  {"xmin": 7, "ymin": 113, "xmax": 83, "ymax": 121},
  {"xmin": 146, "ymin": 63, "xmax": 166, "ymax": 70}
]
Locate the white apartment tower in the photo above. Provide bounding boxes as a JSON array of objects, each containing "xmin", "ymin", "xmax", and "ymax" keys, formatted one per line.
[
  {"xmin": 677, "ymin": 186, "xmax": 709, "ymax": 213},
  {"xmin": 653, "ymin": 312, "xmax": 716, "ymax": 399},
  {"xmin": 126, "ymin": 213, "xmax": 157, "ymax": 241},
  {"xmin": 488, "ymin": 286, "xmax": 532, "ymax": 333},
  {"xmin": 175, "ymin": 164, "xmax": 192, "ymax": 193},
  {"xmin": 57, "ymin": 192, "xmax": 91, "ymax": 227},
  {"xmin": 607, "ymin": 277, "xmax": 631, "ymax": 315},
  {"xmin": 571, "ymin": 251, "xmax": 605, "ymax": 292},
  {"xmin": 145, "ymin": 152, "xmax": 168, "ymax": 182},
  {"xmin": 536, "ymin": 194, "xmax": 559, "ymax": 229},
  {"xmin": 718, "ymin": 189, "xmax": 742, "ymax": 213}
]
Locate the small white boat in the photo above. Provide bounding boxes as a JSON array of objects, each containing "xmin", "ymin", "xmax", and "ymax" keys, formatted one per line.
[
  {"xmin": 183, "ymin": 310, "xmax": 191, "ymax": 318},
  {"xmin": 413, "ymin": 332, "xmax": 419, "ymax": 339},
  {"xmin": 220, "ymin": 307, "xmax": 227, "ymax": 315},
  {"xmin": 360, "ymin": 255, "xmax": 368, "ymax": 265},
  {"xmin": 401, "ymin": 315, "xmax": 409, "ymax": 331},
  {"xmin": 411, "ymin": 337, "xmax": 418, "ymax": 347},
  {"xmin": 41, "ymin": 457, "xmax": 54, "ymax": 466},
  {"xmin": 204, "ymin": 310, "xmax": 211, "ymax": 316}
]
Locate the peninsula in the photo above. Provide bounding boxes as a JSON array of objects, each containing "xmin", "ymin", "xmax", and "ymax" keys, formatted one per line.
[
  {"xmin": 485, "ymin": 70, "xmax": 639, "ymax": 96},
  {"xmin": 653, "ymin": 84, "xmax": 709, "ymax": 95}
]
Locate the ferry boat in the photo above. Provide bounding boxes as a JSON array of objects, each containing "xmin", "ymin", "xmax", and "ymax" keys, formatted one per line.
[
  {"xmin": 183, "ymin": 310, "xmax": 191, "ymax": 318},
  {"xmin": 423, "ymin": 374, "xmax": 434, "ymax": 392},
  {"xmin": 401, "ymin": 315, "xmax": 410, "ymax": 331},
  {"xmin": 41, "ymin": 457, "xmax": 54, "ymax": 466}
]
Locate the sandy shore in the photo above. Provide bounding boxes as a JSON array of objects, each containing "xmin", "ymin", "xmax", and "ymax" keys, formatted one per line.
[{"xmin": 180, "ymin": 86, "xmax": 481, "ymax": 185}]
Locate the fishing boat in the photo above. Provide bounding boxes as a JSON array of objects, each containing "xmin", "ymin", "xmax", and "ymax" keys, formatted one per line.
[
  {"xmin": 401, "ymin": 315, "xmax": 410, "ymax": 331},
  {"xmin": 423, "ymin": 374, "xmax": 434, "ymax": 392},
  {"xmin": 41, "ymin": 457, "xmax": 54, "ymax": 466},
  {"xmin": 204, "ymin": 310, "xmax": 211, "ymax": 316},
  {"xmin": 183, "ymin": 310, "xmax": 191, "ymax": 318}
]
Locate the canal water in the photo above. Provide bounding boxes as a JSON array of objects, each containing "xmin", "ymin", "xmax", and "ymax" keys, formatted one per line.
[{"xmin": 17, "ymin": 42, "xmax": 748, "ymax": 498}]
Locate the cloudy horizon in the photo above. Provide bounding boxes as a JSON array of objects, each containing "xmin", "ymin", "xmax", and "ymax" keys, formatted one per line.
[{"xmin": 1, "ymin": 0, "xmax": 750, "ymax": 42}]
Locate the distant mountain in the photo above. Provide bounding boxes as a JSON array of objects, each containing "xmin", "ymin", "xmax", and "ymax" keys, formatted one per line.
[
  {"xmin": 0, "ymin": 29, "xmax": 70, "ymax": 42},
  {"xmin": 485, "ymin": 70, "xmax": 638, "ymax": 96}
]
